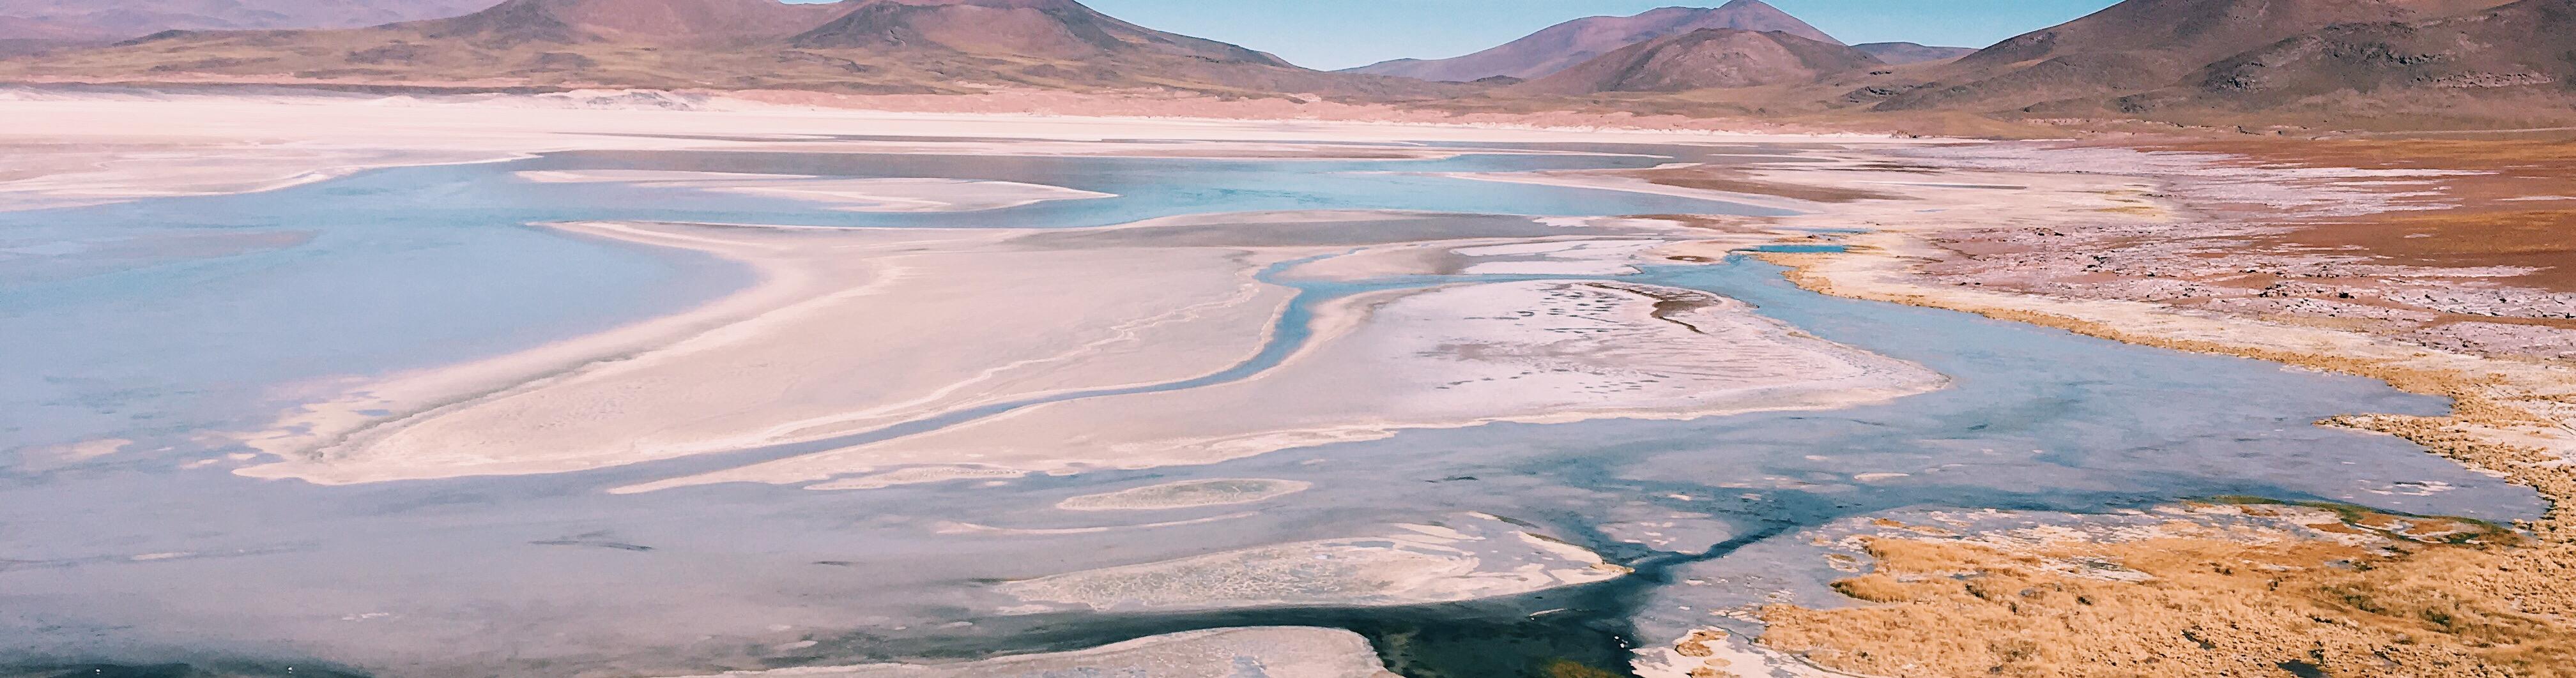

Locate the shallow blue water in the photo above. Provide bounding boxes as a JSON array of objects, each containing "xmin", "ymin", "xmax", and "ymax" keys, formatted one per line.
[
  {"xmin": 0, "ymin": 148, "xmax": 1774, "ymax": 454},
  {"xmin": 0, "ymin": 144, "xmax": 2548, "ymax": 677}
]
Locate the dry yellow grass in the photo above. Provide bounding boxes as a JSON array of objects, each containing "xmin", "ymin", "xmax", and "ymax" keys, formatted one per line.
[
  {"xmin": 1745, "ymin": 250, "xmax": 2576, "ymax": 677},
  {"xmin": 1761, "ymin": 529, "xmax": 2576, "ymax": 678}
]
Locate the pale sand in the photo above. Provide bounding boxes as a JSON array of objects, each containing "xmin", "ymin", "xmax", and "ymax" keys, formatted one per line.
[
  {"xmin": 997, "ymin": 514, "xmax": 1628, "ymax": 612},
  {"xmin": 1056, "ymin": 478, "xmax": 1314, "ymax": 511},
  {"xmin": 652, "ymin": 626, "xmax": 1398, "ymax": 678},
  {"xmin": 10, "ymin": 437, "xmax": 133, "ymax": 472},
  {"xmin": 246, "ymin": 209, "xmax": 1700, "ymax": 486},
  {"xmin": 0, "ymin": 91, "xmax": 1939, "ymax": 211},
  {"xmin": 512, "ymin": 170, "xmax": 1114, "ymax": 212},
  {"xmin": 931, "ymin": 511, "xmax": 1259, "ymax": 536},
  {"xmin": 629, "ymin": 280, "xmax": 1946, "ymax": 492},
  {"xmin": 240, "ymin": 219, "xmax": 1297, "ymax": 484}
]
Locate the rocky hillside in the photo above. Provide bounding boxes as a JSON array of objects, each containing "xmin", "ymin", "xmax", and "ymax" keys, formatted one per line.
[
  {"xmin": 1867, "ymin": 0, "xmax": 2511, "ymax": 112},
  {"xmin": 2115, "ymin": 0, "xmax": 2576, "ymax": 126}
]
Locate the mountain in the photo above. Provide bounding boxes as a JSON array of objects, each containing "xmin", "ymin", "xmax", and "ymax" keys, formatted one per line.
[
  {"xmin": 1867, "ymin": 0, "xmax": 2512, "ymax": 112},
  {"xmin": 1514, "ymin": 29, "xmax": 1881, "ymax": 96},
  {"xmin": 0, "ymin": 0, "xmax": 500, "ymax": 55},
  {"xmin": 1851, "ymin": 41, "xmax": 1974, "ymax": 64},
  {"xmin": 1342, "ymin": 1, "xmax": 1839, "ymax": 83},
  {"xmin": 2112, "ymin": 0, "xmax": 2576, "ymax": 126},
  {"xmin": 0, "ymin": 0, "xmax": 1443, "ymax": 97},
  {"xmin": 0, "ymin": 0, "xmax": 502, "ymax": 40},
  {"xmin": 786, "ymin": 0, "xmax": 1287, "ymax": 65},
  {"xmin": 407, "ymin": 0, "xmax": 841, "ymax": 46}
]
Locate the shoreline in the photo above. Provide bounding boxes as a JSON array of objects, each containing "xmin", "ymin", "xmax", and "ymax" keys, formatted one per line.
[
  {"xmin": 0, "ymin": 89, "xmax": 1962, "ymax": 213},
  {"xmin": 1633, "ymin": 140, "xmax": 2576, "ymax": 677},
  {"xmin": 10, "ymin": 93, "xmax": 2570, "ymax": 675}
]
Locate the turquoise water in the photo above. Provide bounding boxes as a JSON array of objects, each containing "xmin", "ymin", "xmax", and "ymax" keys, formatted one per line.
[{"xmin": 0, "ymin": 144, "xmax": 2547, "ymax": 677}]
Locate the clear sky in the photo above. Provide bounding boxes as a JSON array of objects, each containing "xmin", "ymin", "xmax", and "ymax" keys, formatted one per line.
[{"xmin": 782, "ymin": 1, "xmax": 2124, "ymax": 70}]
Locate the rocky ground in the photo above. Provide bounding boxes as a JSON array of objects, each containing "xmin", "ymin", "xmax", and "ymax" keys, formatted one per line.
[
  {"xmin": 1632, "ymin": 137, "xmax": 2576, "ymax": 678},
  {"xmin": 1895, "ymin": 139, "xmax": 2576, "ymax": 363}
]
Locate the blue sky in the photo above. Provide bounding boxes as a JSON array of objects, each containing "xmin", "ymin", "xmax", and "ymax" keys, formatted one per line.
[{"xmin": 785, "ymin": 1, "xmax": 2122, "ymax": 70}]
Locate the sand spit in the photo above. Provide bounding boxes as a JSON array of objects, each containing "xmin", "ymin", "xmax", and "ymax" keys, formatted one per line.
[
  {"xmin": 1662, "ymin": 142, "xmax": 2576, "ymax": 676},
  {"xmin": 1057, "ymin": 478, "xmax": 1314, "ymax": 511},
  {"xmin": 998, "ymin": 514, "xmax": 1627, "ymax": 613},
  {"xmin": 654, "ymin": 626, "xmax": 1399, "ymax": 678},
  {"xmin": 240, "ymin": 218, "xmax": 1293, "ymax": 484},
  {"xmin": 512, "ymin": 170, "xmax": 1113, "ymax": 212},
  {"xmin": 632, "ymin": 280, "xmax": 1947, "ymax": 492}
]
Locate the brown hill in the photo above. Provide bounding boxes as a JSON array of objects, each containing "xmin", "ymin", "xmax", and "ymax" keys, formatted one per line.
[
  {"xmin": 1514, "ymin": 28, "xmax": 1881, "ymax": 96},
  {"xmin": 2112, "ymin": 0, "xmax": 2576, "ymax": 127},
  {"xmin": 1868, "ymin": 0, "xmax": 2511, "ymax": 112},
  {"xmin": 1851, "ymin": 41, "xmax": 1974, "ymax": 65},
  {"xmin": 1343, "ymin": 1, "xmax": 1839, "ymax": 82},
  {"xmin": 0, "ymin": 0, "xmax": 1446, "ymax": 98}
]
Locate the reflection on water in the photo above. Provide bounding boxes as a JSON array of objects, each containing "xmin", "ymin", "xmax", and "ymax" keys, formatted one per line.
[{"xmin": 0, "ymin": 143, "xmax": 2545, "ymax": 678}]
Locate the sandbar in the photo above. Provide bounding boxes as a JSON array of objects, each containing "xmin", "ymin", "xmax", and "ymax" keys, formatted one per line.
[
  {"xmin": 997, "ymin": 513, "xmax": 1627, "ymax": 612},
  {"xmin": 655, "ymin": 626, "xmax": 1399, "ymax": 678},
  {"xmin": 239, "ymin": 218, "xmax": 1294, "ymax": 484},
  {"xmin": 632, "ymin": 279, "xmax": 1947, "ymax": 492},
  {"xmin": 1057, "ymin": 478, "xmax": 1314, "ymax": 511},
  {"xmin": 514, "ymin": 170, "xmax": 1113, "ymax": 212}
]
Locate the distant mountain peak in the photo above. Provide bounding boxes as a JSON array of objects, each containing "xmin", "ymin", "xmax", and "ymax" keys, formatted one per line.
[
  {"xmin": 408, "ymin": 0, "xmax": 845, "ymax": 46},
  {"xmin": 1343, "ymin": 3, "xmax": 1841, "ymax": 82},
  {"xmin": 1515, "ymin": 27, "xmax": 1882, "ymax": 96},
  {"xmin": 1851, "ymin": 41, "xmax": 1975, "ymax": 65},
  {"xmin": 786, "ymin": 0, "xmax": 1287, "ymax": 64}
]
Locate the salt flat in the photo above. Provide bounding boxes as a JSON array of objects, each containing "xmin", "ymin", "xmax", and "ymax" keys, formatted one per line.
[{"xmin": 633, "ymin": 276, "xmax": 1942, "ymax": 493}]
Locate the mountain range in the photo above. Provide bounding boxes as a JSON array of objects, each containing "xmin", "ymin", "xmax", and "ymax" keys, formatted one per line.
[
  {"xmin": 0, "ymin": 0, "xmax": 1450, "ymax": 97},
  {"xmin": 1513, "ymin": 29, "xmax": 1881, "ymax": 96},
  {"xmin": 1341, "ymin": 1, "xmax": 1842, "ymax": 82},
  {"xmin": 0, "ymin": 0, "xmax": 500, "ymax": 54},
  {"xmin": 1, "ymin": 0, "xmax": 2568, "ymax": 130},
  {"xmin": 1467, "ymin": 0, "xmax": 2568, "ymax": 129}
]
